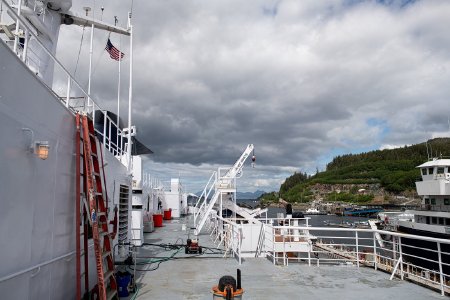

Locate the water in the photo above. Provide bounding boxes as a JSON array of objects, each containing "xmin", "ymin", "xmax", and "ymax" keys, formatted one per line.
[{"xmin": 236, "ymin": 200, "xmax": 375, "ymax": 248}]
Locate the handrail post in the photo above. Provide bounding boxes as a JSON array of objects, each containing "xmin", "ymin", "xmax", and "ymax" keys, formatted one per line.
[
  {"xmin": 399, "ymin": 237, "xmax": 404, "ymax": 280},
  {"xmin": 356, "ymin": 231, "xmax": 359, "ymax": 267},
  {"xmin": 102, "ymin": 110, "xmax": 107, "ymax": 148},
  {"xmin": 437, "ymin": 242, "xmax": 444, "ymax": 296},
  {"xmin": 13, "ymin": 0, "xmax": 22, "ymax": 54},
  {"xmin": 66, "ymin": 77, "xmax": 71, "ymax": 108},
  {"xmin": 108, "ymin": 119, "xmax": 112, "ymax": 151},
  {"xmin": 373, "ymin": 233, "xmax": 377, "ymax": 270},
  {"xmin": 22, "ymin": 29, "xmax": 28, "ymax": 62}
]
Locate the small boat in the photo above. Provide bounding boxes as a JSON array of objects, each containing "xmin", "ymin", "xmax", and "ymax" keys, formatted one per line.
[{"xmin": 304, "ymin": 208, "xmax": 327, "ymax": 215}]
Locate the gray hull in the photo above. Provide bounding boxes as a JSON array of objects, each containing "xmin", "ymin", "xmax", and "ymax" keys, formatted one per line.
[{"xmin": 0, "ymin": 39, "xmax": 130, "ymax": 299}]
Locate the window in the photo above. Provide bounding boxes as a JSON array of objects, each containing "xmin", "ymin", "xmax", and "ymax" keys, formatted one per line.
[
  {"xmin": 445, "ymin": 199, "xmax": 450, "ymax": 205},
  {"xmin": 446, "ymin": 219, "xmax": 450, "ymax": 226},
  {"xmin": 426, "ymin": 216, "xmax": 430, "ymax": 224},
  {"xmin": 428, "ymin": 167, "xmax": 434, "ymax": 175},
  {"xmin": 431, "ymin": 198, "xmax": 436, "ymax": 205},
  {"xmin": 439, "ymin": 218, "xmax": 444, "ymax": 225},
  {"xmin": 438, "ymin": 167, "xmax": 445, "ymax": 174},
  {"xmin": 432, "ymin": 217, "xmax": 437, "ymax": 224},
  {"xmin": 421, "ymin": 168, "xmax": 427, "ymax": 175},
  {"xmin": 425, "ymin": 198, "xmax": 430, "ymax": 205}
]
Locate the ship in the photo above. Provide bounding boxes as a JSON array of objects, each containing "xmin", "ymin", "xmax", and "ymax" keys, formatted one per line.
[
  {"xmin": 395, "ymin": 158, "xmax": 450, "ymax": 276},
  {"xmin": 2, "ymin": 1, "xmax": 450, "ymax": 299},
  {"xmin": 0, "ymin": 1, "xmax": 152, "ymax": 299}
]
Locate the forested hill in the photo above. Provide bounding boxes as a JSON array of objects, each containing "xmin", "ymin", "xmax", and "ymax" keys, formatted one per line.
[{"xmin": 271, "ymin": 138, "xmax": 450, "ymax": 203}]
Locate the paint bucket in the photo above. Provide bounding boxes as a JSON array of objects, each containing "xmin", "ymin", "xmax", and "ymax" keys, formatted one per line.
[
  {"xmin": 153, "ymin": 214, "xmax": 163, "ymax": 227},
  {"xmin": 163, "ymin": 209, "xmax": 172, "ymax": 220}
]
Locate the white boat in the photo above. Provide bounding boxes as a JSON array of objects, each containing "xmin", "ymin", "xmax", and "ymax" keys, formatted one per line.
[
  {"xmin": 304, "ymin": 208, "xmax": 326, "ymax": 215},
  {"xmin": 395, "ymin": 158, "xmax": 450, "ymax": 276}
]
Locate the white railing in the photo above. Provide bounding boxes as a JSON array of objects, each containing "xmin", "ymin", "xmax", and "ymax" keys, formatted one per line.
[
  {"xmin": 206, "ymin": 212, "xmax": 450, "ymax": 295},
  {"xmin": 0, "ymin": 0, "xmax": 128, "ymax": 159},
  {"xmin": 141, "ymin": 173, "xmax": 165, "ymax": 212},
  {"xmin": 264, "ymin": 224, "xmax": 450, "ymax": 296},
  {"xmin": 210, "ymin": 214, "xmax": 242, "ymax": 265}
]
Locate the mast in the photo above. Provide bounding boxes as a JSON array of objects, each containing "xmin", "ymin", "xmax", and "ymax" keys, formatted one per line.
[{"xmin": 126, "ymin": 12, "xmax": 133, "ymax": 171}]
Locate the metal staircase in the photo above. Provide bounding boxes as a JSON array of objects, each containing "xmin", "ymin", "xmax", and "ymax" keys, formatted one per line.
[
  {"xmin": 194, "ymin": 144, "xmax": 254, "ymax": 235},
  {"xmin": 77, "ymin": 114, "xmax": 118, "ymax": 300}
]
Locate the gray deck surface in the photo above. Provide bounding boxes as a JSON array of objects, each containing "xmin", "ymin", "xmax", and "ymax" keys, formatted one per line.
[{"xmin": 130, "ymin": 217, "xmax": 443, "ymax": 300}]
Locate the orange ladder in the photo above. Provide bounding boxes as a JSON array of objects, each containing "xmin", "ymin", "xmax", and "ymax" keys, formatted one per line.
[{"xmin": 77, "ymin": 114, "xmax": 118, "ymax": 300}]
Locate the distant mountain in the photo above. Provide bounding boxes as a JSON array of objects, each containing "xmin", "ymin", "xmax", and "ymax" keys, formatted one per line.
[
  {"xmin": 195, "ymin": 190, "xmax": 265, "ymax": 199},
  {"xmin": 279, "ymin": 138, "xmax": 450, "ymax": 203}
]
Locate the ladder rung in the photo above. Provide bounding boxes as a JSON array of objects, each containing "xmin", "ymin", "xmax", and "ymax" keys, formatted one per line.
[
  {"xmin": 102, "ymin": 250, "xmax": 112, "ymax": 260},
  {"xmin": 106, "ymin": 289, "xmax": 117, "ymax": 300},
  {"xmin": 99, "ymin": 231, "xmax": 110, "ymax": 238},
  {"xmin": 97, "ymin": 212, "xmax": 106, "ymax": 217},
  {"xmin": 104, "ymin": 270, "xmax": 114, "ymax": 281},
  {"xmin": 93, "ymin": 172, "xmax": 100, "ymax": 177}
]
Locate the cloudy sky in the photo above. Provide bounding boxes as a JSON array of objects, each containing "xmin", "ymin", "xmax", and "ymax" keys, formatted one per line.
[{"xmin": 56, "ymin": 0, "xmax": 450, "ymax": 193}]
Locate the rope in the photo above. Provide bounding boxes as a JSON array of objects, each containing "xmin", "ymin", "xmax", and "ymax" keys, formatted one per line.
[{"xmin": 73, "ymin": 26, "xmax": 85, "ymax": 77}]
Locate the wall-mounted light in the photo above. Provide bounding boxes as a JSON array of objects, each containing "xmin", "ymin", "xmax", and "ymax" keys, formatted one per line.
[
  {"xmin": 35, "ymin": 141, "xmax": 50, "ymax": 160},
  {"xmin": 22, "ymin": 128, "xmax": 50, "ymax": 160}
]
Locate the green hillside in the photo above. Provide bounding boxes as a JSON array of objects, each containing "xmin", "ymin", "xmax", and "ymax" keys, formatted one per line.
[{"xmin": 266, "ymin": 138, "xmax": 450, "ymax": 203}]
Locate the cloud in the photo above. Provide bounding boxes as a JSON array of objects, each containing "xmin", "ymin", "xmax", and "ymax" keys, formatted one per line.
[{"xmin": 56, "ymin": 0, "xmax": 450, "ymax": 192}]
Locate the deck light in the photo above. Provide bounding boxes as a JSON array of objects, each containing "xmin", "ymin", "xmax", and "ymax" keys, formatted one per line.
[
  {"xmin": 21, "ymin": 128, "xmax": 50, "ymax": 160},
  {"xmin": 35, "ymin": 141, "xmax": 50, "ymax": 160}
]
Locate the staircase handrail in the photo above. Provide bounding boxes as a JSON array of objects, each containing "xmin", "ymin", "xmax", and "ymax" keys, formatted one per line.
[{"xmin": 194, "ymin": 171, "xmax": 217, "ymax": 225}]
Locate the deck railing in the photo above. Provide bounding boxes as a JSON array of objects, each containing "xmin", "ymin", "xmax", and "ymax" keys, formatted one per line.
[
  {"xmin": 0, "ymin": 0, "xmax": 128, "ymax": 160},
  {"xmin": 205, "ymin": 213, "xmax": 450, "ymax": 295}
]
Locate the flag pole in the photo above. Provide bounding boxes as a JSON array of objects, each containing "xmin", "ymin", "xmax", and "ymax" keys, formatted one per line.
[
  {"xmin": 115, "ymin": 16, "xmax": 122, "ymax": 156},
  {"xmin": 126, "ymin": 12, "xmax": 133, "ymax": 172},
  {"xmin": 88, "ymin": 22, "xmax": 94, "ymax": 116}
]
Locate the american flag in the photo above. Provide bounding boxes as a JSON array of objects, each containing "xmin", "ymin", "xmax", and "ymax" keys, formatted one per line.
[{"xmin": 105, "ymin": 38, "xmax": 124, "ymax": 61}]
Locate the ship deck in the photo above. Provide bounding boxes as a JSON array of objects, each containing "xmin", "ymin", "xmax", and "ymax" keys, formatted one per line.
[{"xmin": 127, "ymin": 216, "xmax": 442, "ymax": 299}]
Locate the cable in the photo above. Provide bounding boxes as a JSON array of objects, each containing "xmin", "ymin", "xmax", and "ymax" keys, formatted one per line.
[{"xmin": 73, "ymin": 26, "xmax": 85, "ymax": 78}]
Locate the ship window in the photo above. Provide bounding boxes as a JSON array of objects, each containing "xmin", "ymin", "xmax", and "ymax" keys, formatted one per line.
[
  {"xmin": 446, "ymin": 219, "xmax": 450, "ymax": 226},
  {"xmin": 428, "ymin": 167, "xmax": 434, "ymax": 174},
  {"xmin": 431, "ymin": 198, "xmax": 436, "ymax": 205},
  {"xmin": 445, "ymin": 199, "xmax": 450, "ymax": 205},
  {"xmin": 421, "ymin": 168, "xmax": 427, "ymax": 175},
  {"xmin": 439, "ymin": 218, "xmax": 444, "ymax": 225},
  {"xmin": 426, "ymin": 216, "xmax": 430, "ymax": 224},
  {"xmin": 431, "ymin": 217, "xmax": 437, "ymax": 224},
  {"xmin": 438, "ymin": 167, "xmax": 445, "ymax": 174},
  {"xmin": 425, "ymin": 198, "xmax": 430, "ymax": 204}
]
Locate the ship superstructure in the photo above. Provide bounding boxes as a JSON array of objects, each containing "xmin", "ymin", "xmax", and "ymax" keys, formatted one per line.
[
  {"xmin": 0, "ymin": 1, "xmax": 147, "ymax": 299},
  {"xmin": 395, "ymin": 158, "xmax": 450, "ymax": 276}
]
